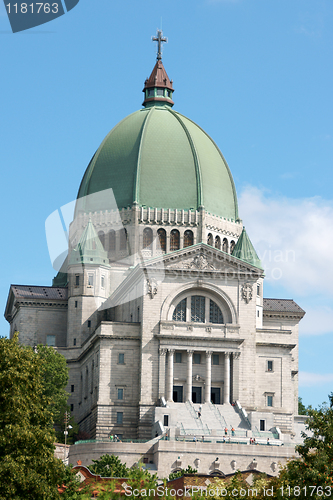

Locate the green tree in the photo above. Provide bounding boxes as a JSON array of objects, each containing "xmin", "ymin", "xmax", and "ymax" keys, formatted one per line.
[
  {"xmin": 282, "ymin": 393, "xmax": 333, "ymax": 499},
  {"xmin": 35, "ymin": 344, "xmax": 78, "ymax": 443},
  {"xmin": 36, "ymin": 344, "xmax": 69, "ymax": 422},
  {"xmin": 168, "ymin": 465, "xmax": 198, "ymax": 480},
  {"xmin": 88, "ymin": 454, "xmax": 130, "ymax": 477},
  {"xmin": 298, "ymin": 396, "xmax": 310, "ymax": 415},
  {"xmin": 0, "ymin": 333, "xmax": 65, "ymax": 499}
]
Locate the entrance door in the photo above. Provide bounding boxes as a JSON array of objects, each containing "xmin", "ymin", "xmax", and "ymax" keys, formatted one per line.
[
  {"xmin": 211, "ymin": 387, "xmax": 221, "ymax": 405},
  {"xmin": 173, "ymin": 386, "xmax": 183, "ymax": 403},
  {"xmin": 192, "ymin": 386, "xmax": 202, "ymax": 404}
]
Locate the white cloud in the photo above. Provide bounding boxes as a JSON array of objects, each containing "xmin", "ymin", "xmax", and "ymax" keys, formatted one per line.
[
  {"xmin": 299, "ymin": 372, "xmax": 333, "ymax": 387},
  {"xmin": 299, "ymin": 306, "xmax": 333, "ymax": 336},
  {"xmin": 238, "ymin": 186, "xmax": 333, "ymax": 296}
]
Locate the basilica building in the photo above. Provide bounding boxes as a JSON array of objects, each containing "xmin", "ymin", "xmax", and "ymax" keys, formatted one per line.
[{"xmin": 5, "ymin": 32, "xmax": 305, "ymax": 474}]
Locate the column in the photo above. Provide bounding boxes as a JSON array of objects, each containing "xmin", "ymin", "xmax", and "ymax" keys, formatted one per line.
[
  {"xmin": 224, "ymin": 352, "xmax": 230, "ymax": 404},
  {"xmin": 167, "ymin": 349, "xmax": 175, "ymax": 402},
  {"xmin": 158, "ymin": 348, "xmax": 167, "ymax": 400},
  {"xmin": 186, "ymin": 350, "xmax": 193, "ymax": 402},
  {"xmin": 205, "ymin": 351, "xmax": 212, "ymax": 403}
]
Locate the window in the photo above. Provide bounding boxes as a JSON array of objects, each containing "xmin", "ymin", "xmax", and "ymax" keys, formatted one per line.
[
  {"xmin": 73, "ymin": 338, "xmax": 76, "ymax": 346},
  {"xmin": 207, "ymin": 233, "xmax": 213, "ymax": 246},
  {"xmin": 175, "ymin": 353, "xmax": 182, "ymax": 363},
  {"xmin": 108, "ymin": 230, "xmax": 116, "ymax": 251},
  {"xmin": 75, "ymin": 275, "xmax": 80, "ymax": 286},
  {"xmin": 222, "ymin": 238, "xmax": 228, "ymax": 253},
  {"xmin": 213, "ymin": 354, "xmax": 219, "ymax": 365},
  {"xmin": 260, "ymin": 419, "xmax": 265, "ymax": 431},
  {"xmin": 215, "ymin": 236, "xmax": 221, "ymax": 249},
  {"xmin": 88, "ymin": 275, "xmax": 94, "ymax": 286},
  {"xmin": 118, "ymin": 353, "xmax": 125, "ymax": 364},
  {"xmin": 117, "ymin": 412, "xmax": 123, "ymax": 424},
  {"xmin": 98, "ymin": 231, "xmax": 105, "ymax": 249},
  {"xmin": 163, "ymin": 415, "xmax": 169, "ymax": 426},
  {"xmin": 87, "ymin": 320, "xmax": 91, "ymax": 328},
  {"xmin": 148, "ymin": 88, "xmax": 154, "ymax": 97},
  {"xmin": 210, "ymin": 300, "xmax": 223, "ymax": 324},
  {"xmin": 157, "ymin": 228, "xmax": 166, "ymax": 252},
  {"xmin": 184, "ymin": 230, "xmax": 193, "ymax": 247},
  {"xmin": 117, "ymin": 388, "xmax": 124, "ymax": 400},
  {"xmin": 46, "ymin": 335, "xmax": 56, "ymax": 346},
  {"xmin": 71, "ymin": 385, "xmax": 74, "ymax": 393},
  {"xmin": 167, "ymin": 90, "xmax": 172, "ymax": 98},
  {"xmin": 172, "ymin": 296, "xmax": 224, "ymax": 325},
  {"xmin": 173, "ymin": 298, "xmax": 186, "ymax": 322},
  {"xmin": 101, "ymin": 276, "xmax": 105, "ymax": 288},
  {"xmin": 156, "ymin": 88, "xmax": 164, "ymax": 96},
  {"xmin": 70, "ymin": 404, "xmax": 74, "ymax": 412},
  {"xmin": 193, "ymin": 353, "xmax": 201, "ymax": 364},
  {"xmin": 267, "ymin": 360, "xmax": 273, "ymax": 372},
  {"xmin": 75, "ymin": 300, "xmax": 78, "ymax": 308},
  {"xmin": 267, "ymin": 395, "xmax": 273, "ymax": 407},
  {"xmin": 143, "ymin": 227, "xmax": 153, "ymax": 249},
  {"xmin": 257, "ymin": 284, "xmax": 260, "ymax": 295},
  {"xmin": 120, "ymin": 228, "xmax": 127, "ymax": 250},
  {"xmin": 191, "ymin": 296, "xmax": 205, "ymax": 322},
  {"xmin": 230, "ymin": 240, "xmax": 235, "ymax": 254},
  {"xmin": 170, "ymin": 229, "xmax": 180, "ymax": 251}
]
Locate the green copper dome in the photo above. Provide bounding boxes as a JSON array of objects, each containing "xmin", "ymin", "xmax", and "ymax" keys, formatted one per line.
[{"xmin": 77, "ymin": 57, "xmax": 238, "ymax": 220}]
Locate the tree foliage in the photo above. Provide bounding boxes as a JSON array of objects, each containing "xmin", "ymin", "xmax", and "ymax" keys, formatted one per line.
[
  {"xmin": 298, "ymin": 397, "xmax": 311, "ymax": 415},
  {"xmin": 36, "ymin": 344, "xmax": 69, "ymax": 424},
  {"xmin": 0, "ymin": 333, "xmax": 65, "ymax": 500},
  {"xmin": 168, "ymin": 465, "xmax": 198, "ymax": 480},
  {"xmin": 88, "ymin": 454, "xmax": 130, "ymax": 478},
  {"xmin": 281, "ymin": 393, "xmax": 333, "ymax": 499}
]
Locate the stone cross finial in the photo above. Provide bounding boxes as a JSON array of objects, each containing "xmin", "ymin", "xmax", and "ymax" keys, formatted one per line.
[{"xmin": 152, "ymin": 29, "xmax": 167, "ymax": 60}]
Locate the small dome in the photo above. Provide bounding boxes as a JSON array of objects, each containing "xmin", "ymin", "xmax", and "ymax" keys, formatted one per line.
[{"xmin": 77, "ymin": 58, "xmax": 238, "ymax": 221}]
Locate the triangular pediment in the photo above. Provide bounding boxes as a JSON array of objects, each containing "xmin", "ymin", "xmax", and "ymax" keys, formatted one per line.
[
  {"xmin": 102, "ymin": 244, "xmax": 263, "ymax": 310},
  {"xmin": 143, "ymin": 243, "xmax": 263, "ymax": 276}
]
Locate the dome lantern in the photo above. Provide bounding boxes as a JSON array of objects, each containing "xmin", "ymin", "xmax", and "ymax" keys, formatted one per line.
[{"xmin": 143, "ymin": 30, "xmax": 174, "ymax": 108}]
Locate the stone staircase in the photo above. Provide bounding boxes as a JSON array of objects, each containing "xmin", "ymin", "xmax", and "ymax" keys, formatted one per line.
[{"xmin": 167, "ymin": 402, "xmax": 250, "ymax": 437}]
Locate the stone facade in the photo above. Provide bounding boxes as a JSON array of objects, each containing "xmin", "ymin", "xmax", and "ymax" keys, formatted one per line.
[{"xmin": 4, "ymin": 48, "xmax": 306, "ymax": 477}]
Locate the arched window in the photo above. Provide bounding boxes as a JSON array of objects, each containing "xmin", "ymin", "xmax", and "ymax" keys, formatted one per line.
[
  {"xmin": 143, "ymin": 227, "xmax": 153, "ymax": 249},
  {"xmin": 191, "ymin": 295, "xmax": 206, "ymax": 322},
  {"xmin": 207, "ymin": 233, "xmax": 213, "ymax": 246},
  {"xmin": 157, "ymin": 228, "xmax": 166, "ymax": 252},
  {"xmin": 108, "ymin": 230, "xmax": 115, "ymax": 252},
  {"xmin": 184, "ymin": 230, "xmax": 193, "ymax": 248},
  {"xmin": 210, "ymin": 299, "xmax": 223, "ymax": 323},
  {"xmin": 98, "ymin": 231, "xmax": 105, "ymax": 249},
  {"xmin": 172, "ymin": 298, "xmax": 186, "ymax": 321},
  {"xmin": 230, "ymin": 240, "xmax": 235, "ymax": 254},
  {"xmin": 170, "ymin": 229, "xmax": 180, "ymax": 251},
  {"xmin": 222, "ymin": 238, "xmax": 228, "ymax": 253},
  {"xmin": 120, "ymin": 228, "xmax": 127, "ymax": 251},
  {"xmin": 215, "ymin": 236, "xmax": 221, "ymax": 250},
  {"xmin": 172, "ymin": 296, "xmax": 224, "ymax": 324}
]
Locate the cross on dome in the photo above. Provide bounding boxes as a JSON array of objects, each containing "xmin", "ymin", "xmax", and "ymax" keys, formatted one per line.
[{"xmin": 152, "ymin": 29, "xmax": 167, "ymax": 61}]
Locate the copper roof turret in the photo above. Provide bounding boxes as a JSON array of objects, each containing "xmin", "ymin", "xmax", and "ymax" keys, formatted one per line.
[{"xmin": 143, "ymin": 30, "xmax": 174, "ymax": 107}]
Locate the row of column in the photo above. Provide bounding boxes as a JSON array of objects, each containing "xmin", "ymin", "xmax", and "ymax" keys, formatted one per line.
[{"xmin": 159, "ymin": 348, "xmax": 234, "ymax": 404}]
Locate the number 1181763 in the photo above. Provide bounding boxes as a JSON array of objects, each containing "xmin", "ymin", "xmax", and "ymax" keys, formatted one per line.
[
  {"xmin": 280, "ymin": 485, "xmax": 332, "ymax": 496},
  {"xmin": 6, "ymin": 3, "xmax": 60, "ymax": 14}
]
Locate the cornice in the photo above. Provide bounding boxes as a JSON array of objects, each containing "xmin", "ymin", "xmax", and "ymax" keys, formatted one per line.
[{"xmin": 15, "ymin": 300, "xmax": 68, "ymax": 309}]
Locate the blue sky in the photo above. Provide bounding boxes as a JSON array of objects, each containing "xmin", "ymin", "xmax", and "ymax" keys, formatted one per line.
[{"xmin": 1, "ymin": 0, "xmax": 332, "ymax": 408}]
